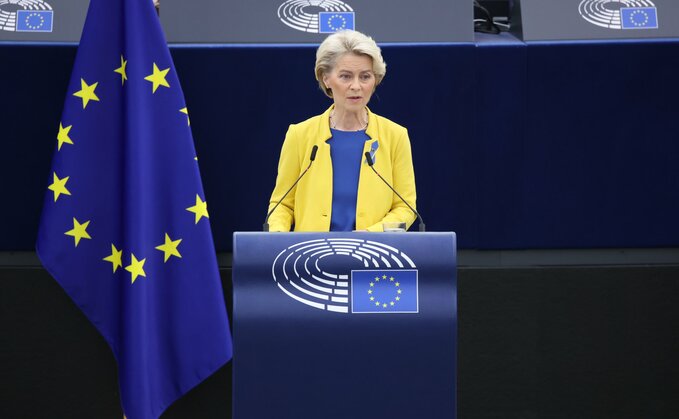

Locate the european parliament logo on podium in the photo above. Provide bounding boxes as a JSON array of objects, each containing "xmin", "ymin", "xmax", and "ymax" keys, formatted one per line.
[
  {"xmin": 271, "ymin": 238, "xmax": 419, "ymax": 314},
  {"xmin": 351, "ymin": 270, "xmax": 418, "ymax": 313},
  {"xmin": 233, "ymin": 232, "xmax": 457, "ymax": 419}
]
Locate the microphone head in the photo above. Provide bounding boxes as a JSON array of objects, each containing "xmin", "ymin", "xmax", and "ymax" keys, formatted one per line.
[
  {"xmin": 364, "ymin": 151, "xmax": 374, "ymax": 166},
  {"xmin": 310, "ymin": 145, "xmax": 319, "ymax": 161}
]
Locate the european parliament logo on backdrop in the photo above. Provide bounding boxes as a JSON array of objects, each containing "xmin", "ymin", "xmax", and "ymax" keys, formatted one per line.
[
  {"xmin": 271, "ymin": 238, "xmax": 419, "ymax": 314},
  {"xmin": 578, "ymin": 0, "xmax": 659, "ymax": 30},
  {"xmin": 16, "ymin": 10, "xmax": 53, "ymax": 32},
  {"xmin": 277, "ymin": 0, "xmax": 355, "ymax": 34},
  {"xmin": 621, "ymin": 7, "xmax": 658, "ymax": 29},
  {"xmin": 319, "ymin": 12, "xmax": 355, "ymax": 33},
  {"xmin": 0, "ymin": 0, "xmax": 53, "ymax": 33}
]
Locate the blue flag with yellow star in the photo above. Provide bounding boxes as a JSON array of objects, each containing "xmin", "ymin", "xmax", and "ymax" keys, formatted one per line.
[
  {"xmin": 351, "ymin": 270, "xmax": 418, "ymax": 313},
  {"xmin": 35, "ymin": 1, "xmax": 232, "ymax": 418}
]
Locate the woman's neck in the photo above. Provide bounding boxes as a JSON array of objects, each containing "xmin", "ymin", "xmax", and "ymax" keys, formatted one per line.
[{"xmin": 330, "ymin": 107, "xmax": 368, "ymax": 131}]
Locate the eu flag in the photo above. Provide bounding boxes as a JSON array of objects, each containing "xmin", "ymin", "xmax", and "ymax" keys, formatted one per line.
[
  {"xmin": 16, "ymin": 10, "xmax": 53, "ymax": 32},
  {"xmin": 319, "ymin": 12, "xmax": 355, "ymax": 33},
  {"xmin": 36, "ymin": 1, "xmax": 232, "ymax": 418},
  {"xmin": 621, "ymin": 7, "xmax": 658, "ymax": 29},
  {"xmin": 351, "ymin": 270, "xmax": 418, "ymax": 313}
]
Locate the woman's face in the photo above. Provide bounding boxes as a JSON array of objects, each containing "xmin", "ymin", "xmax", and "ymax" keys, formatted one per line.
[{"xmin": 323, "ymin": 53, "xmax": 376, "ymax": 113}]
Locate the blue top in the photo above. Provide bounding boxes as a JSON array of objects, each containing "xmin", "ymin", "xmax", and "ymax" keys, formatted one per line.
[{"xmin": 328, "ymin": 129, "xmax": 369, "ymax": 231}]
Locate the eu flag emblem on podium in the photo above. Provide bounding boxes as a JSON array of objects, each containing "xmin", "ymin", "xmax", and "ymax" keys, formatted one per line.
[
  {"xmin": 351, "ymin": 270, "xmax": 418, "ymax": 313},
  {"xmin": 36, "ymin": 0, "xmax": 232, "ymax": 418}
]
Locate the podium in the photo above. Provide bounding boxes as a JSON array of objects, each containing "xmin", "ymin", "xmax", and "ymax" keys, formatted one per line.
[{"xmin": 232, "ymin": 232, "xmax": 457, "ymax": 419}]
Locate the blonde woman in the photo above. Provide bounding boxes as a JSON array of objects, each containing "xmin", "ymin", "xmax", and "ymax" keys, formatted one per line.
[{"xmin": 267, "ymin": 30, "xmax": 417, "ymax": 232}]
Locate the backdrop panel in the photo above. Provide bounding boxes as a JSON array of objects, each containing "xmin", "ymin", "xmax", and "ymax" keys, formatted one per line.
[
  {"xmin": 513, "ymin": 0, "xmax": 679, "ymax": 41},
  {"xmin": 161, "ymin": 0, "xmax": 473, "ymax": 43},
  {"xmin": 0, "ymin": 0, "xmax": 88, "ymax": 42}
]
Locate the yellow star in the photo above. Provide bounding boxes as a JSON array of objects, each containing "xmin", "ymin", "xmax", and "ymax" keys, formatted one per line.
[
  {"xmin": 65, "ymin": 217, "xmax": 91, "ymax": 247},
  {"xmin": 48, "ymin": 172, "xmax": 71, "ymax": 202},
  {"xmin": 390, "ymin": 276, "xmax": 394, "ymax": 282},
  {"xmin": 57, "ymin": 123, "xmax": 73, "ymax": 151},
  {"xmin": 397, "ymin": 289, "xmax": 402, "ymax": 294},
  {"xmin": 370, "ymin": 296, "xmax": 374, "ymax": 301},
  {"xmin": 374, "ymin": 276, "xmax": 379, "ymax": 281},
  {"xmin": 186, "ymin": 194, "xmax": 209, "ymax": 223},
  {"xmin": 382, "ymin": 303, "xmax": 387, "ymax": 308},
  {"xmin": 125, "ymin": 253, "xmax": 147, "ymax": 284},
  {"xmin": 144, "ymin": 63, "xmax": 170, "ymax": 93},
  {"xmin": 369, "ymin": 282, "xmax": 374, "ymax": 287},
  {"xmin": 155, "ymin": 233, "xmax": 182, "ymax": 262},
  {"xmin": 395, "ymin": 282, "xmax": 400, "ymax": 287},
  {"xmin": 180, "ymin": 107, "xmax": 190, "ymax": 125},
  {"xmin": 395, "ymin": 296, "xmax": 400, "ymax": 301},
  {"xmin": 367, "ymin": 289, "xmax": 373, "ymax": 294},
  {"xmin": 103, "ymin": 244, "xmax": 123, "ymax": 273},
  {"xmin": 375, "ymin": 301, "xmax": 380, "ymax": 306},
  {"xmin": 72, "ymin": 78, "xmax": 100, "ymax": 109},
  {"xmin": 382, "ymin": 275, "xmax": 387, "ymax": 279},
  {"xmin": 390, "ymin": 301, "xmax": 395, "ymax": 306},
  {"xmin": 114, "ymin": 55, "xmax": 128, "ymax": 85}
]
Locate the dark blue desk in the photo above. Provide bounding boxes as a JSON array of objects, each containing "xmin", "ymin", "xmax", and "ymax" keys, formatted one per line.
[
  {"xmin": 232, "ymin": 232, "xmax": 457, "ymax": 419},
  {"xmin": 2, "ymin": 35, "xmax": 678, "ymax": 250}
]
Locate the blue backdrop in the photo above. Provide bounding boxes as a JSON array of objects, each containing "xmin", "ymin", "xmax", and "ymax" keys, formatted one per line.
[{"xmin": 1, "ymin": 34, "xmax": 678, "ymax": 251}]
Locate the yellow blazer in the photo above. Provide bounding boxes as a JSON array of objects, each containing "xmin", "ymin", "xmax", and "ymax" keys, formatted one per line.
[{"xmin": 267, "ymin": 105, "xmax": 417, "ymax": 232}]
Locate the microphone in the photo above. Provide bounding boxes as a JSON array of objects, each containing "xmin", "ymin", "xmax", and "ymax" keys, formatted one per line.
[
  {"xmin": 263, "ymin": 145, "xmax": 319, "ymax": 232},
  {"xmin": 364, "ymin": 151, "xmax": 425, "ymax": 232}
]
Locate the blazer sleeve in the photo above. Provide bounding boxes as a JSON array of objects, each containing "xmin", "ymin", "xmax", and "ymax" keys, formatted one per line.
[
  {"xmin": 365, "ymin": 128, "xmax": 418, "ymax": 231},
  {"xmin": 267, "ymin": 125, "xmax": 302, "ymax": 232}
]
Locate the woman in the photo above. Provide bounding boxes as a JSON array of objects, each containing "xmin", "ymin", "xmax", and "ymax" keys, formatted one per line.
[{"xmin": 267, "ymin": 30, "xmax": 417, "ymax": 232}]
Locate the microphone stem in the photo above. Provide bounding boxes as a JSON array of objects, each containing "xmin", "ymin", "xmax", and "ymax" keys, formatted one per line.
[
  {"xmin": 368, "ymin": 165, "xmax": 425, "ymax": 232},
  {"xmin": 263, "ymin": 159, "xmax": 313, "ymax": 231}
]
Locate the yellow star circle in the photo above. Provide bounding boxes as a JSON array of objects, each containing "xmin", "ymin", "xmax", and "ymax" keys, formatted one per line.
[
  {"xmin": 125, "ymin": 254, "xmax": 147, "ymax": 284},
  {"xmin": 65, "ymin": 217, "xmax": 91, "ymax": 247},
  {"xmin": 180, "ymin": 107, "xmax": 190, "ymax": 126},
  {"xmin": 57, "ymin": 123, "xmax": 73, "ymax": 151},
  {"xmin": 72, "ymin": 78, "xmax": 100, "ymax": 109},
  {"xmin": 48, "ymin": 172, "xmax": 71, "ymax": 202},
  {"xmin": 186, "ymin": 194, "xmax": 209, "ymax": 224},
  {"xmin": 144, "ymin": 63, "xmax": 170, "ymax": 93},
  {"xmin": 114, "ymin": 55, "xmax": 128, "ymax": 85},
  {"xmin": 103, "ymin": 244, "xmax": 123, "ymax": 273},
  {"xmin": 155, "ymin": 233, "xmax": 182, "ymax": 262}
]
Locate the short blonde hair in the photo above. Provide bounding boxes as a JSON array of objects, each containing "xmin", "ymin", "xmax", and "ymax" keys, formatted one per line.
[{"xmin": 315, "ymin": 30, "xmax": 386, "ymax": 98}]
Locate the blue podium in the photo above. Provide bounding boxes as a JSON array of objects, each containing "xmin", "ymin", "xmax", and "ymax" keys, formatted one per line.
[{"xmin": 232, "ymin": 232, "xmax": 457, "ymax": 419}]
